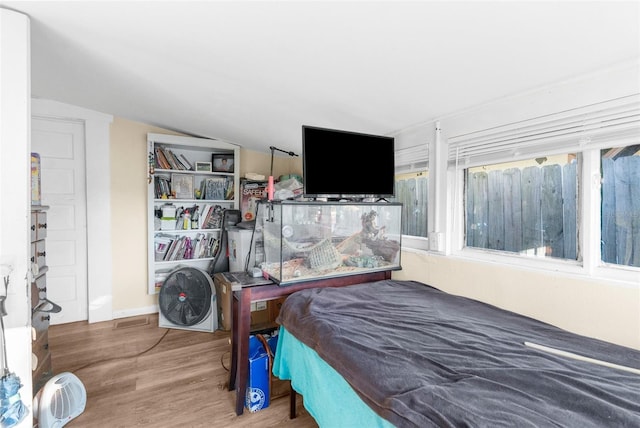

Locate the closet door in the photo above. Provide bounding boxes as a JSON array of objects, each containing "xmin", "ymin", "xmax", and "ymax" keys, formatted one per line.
[{"xmin": 32, "ymin": 117, "xmax": 88, "ymax": 324}]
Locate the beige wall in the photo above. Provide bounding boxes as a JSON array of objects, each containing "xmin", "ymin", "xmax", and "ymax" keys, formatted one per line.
[
  {"xmin": 110, "ymin": 117, "xmax": 182, "ymax": 312},
  {"xmin": 393, "ymin": 251, "xmax": 640, "ymax": 350},
  {"xmin": 240, "ymin": 148, "xmax": 302, "ymax": 179},
  {"xmin": 110, "ymin": 117, "xmax": 302, "ymax": 315}
]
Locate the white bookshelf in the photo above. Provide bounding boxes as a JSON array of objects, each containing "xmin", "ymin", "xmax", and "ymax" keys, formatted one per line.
[{"xmin": 147, "ymin": 133, "xmax": 240, "ymax": 294}]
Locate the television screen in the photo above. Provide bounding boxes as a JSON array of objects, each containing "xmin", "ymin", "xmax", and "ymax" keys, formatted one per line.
[{"xmin": 302, "ymin": 125, "xmax": 395, "ymax": 199}]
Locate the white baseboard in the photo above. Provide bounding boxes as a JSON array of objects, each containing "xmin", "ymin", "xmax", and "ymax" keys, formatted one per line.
[{"xmin": 112, "ymin": 305, "xmax": 159, "ymax": 320}]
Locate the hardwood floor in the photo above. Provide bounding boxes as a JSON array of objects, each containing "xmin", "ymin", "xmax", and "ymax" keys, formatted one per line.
[{"xmin": 47, "ymin": 314, "xmax": 318, "ymax": 428}]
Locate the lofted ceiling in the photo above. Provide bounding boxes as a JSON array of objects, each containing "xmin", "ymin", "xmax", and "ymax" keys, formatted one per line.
[{"xmin": 2, "ymin": 1, "xmax": 639, "ymax": 154}]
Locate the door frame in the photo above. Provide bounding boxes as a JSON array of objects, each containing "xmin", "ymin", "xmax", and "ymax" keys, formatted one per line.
[{"xmin": 32, "ymin": 98, "xmax": 113, "ymax": 323}]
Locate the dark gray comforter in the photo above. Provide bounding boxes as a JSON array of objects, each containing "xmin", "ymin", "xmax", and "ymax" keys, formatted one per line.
[{"xmin": 276, "ymin": 280, "xmax": 640, "ymax": 427}]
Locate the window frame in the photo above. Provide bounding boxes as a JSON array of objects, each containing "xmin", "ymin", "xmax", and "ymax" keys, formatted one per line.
[
  {"xmin": 463, "ymin": 154, "xmax": 581, "ymax": 261},
  {"xmin": 393, "ymin": 127, "xmax": 431, "ymax": 247},
  {"xmin": 450, "ymin": 145, "xmax": 639, "ymax": 286}
]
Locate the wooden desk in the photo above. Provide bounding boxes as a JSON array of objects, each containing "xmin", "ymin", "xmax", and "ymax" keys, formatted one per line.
[{"xmin": 228, "ymin": 270, "xmax": 392, "ymax": 416}]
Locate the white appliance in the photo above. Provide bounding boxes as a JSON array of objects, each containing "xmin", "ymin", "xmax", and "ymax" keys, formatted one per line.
[
  {"xmin": 228, "ymin": 228, "xmax": 255, "ymax": 272},
  {"xmin": 33, "ymin": 372, "xmax": 87, "ymax": 428}
]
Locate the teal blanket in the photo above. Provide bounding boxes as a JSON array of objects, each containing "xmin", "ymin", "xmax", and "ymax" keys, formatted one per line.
[{"xmin": 273, "ymin": 326, "xmax": 395, "ymax": 428}]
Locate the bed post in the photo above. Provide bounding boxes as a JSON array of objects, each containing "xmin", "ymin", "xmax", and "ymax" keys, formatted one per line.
[{"xmin": 289, "ymin": 384, "xmax": 297, "ymax": 419}]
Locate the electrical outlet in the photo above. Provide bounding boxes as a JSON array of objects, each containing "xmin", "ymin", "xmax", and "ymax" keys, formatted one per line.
[
  {"xmin": 250, "ymin": 301, "xmax": 267, "ymax": 312},
  {"xmin": 429, "ymin": 232, "xmax": 445, "ymax": 252}
]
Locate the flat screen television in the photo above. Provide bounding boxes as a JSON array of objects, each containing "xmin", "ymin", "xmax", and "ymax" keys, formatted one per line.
[{"xmin": 302, "ymin": 125, "xmax": 395, "ymax": 200}]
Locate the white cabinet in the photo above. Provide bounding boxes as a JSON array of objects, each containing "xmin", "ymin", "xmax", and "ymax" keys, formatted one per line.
[{"xmin": 147, "ymin": 133, "xmax": 240, "ymax": 294}]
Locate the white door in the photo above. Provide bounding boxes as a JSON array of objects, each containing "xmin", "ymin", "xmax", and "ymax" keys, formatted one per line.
[{"xmin": 32, "ymin": 117, "xmax": 88, "ymax": 324}]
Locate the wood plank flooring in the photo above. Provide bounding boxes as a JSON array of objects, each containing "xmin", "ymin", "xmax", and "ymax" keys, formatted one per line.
[{"xmin": 47, "ymin": 314, "xmax": 318, "ymax": 428}]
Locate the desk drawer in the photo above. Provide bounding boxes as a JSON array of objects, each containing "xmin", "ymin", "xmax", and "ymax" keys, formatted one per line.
[
  {"xmin": 32, "ymin": 351, "xmax": 52, "ymax": 393},
  {"xmin": 31, "ymin": 281, "xmax": 40, "ymax": 309},
  {"xmin": 32, "ymin": 329, "xmax": 49, "ymax": 363},
  {"xmin": 31, "ymin": 240, "xmax": 46, "ymax": 271},
  {"xmin": 32, "ymin": 311, "xmax": 50, "ymax": 339},
  {"xmin": 32, "ymin": 275, "xmax": 47, "ymax": 306},
  {"xmin": 30, "ymin": 211, "xmax": 48, "ymax": 242},
  {"xmin": 35, "ymin": 211, "xmax": 47, "ymax": 240},
  {"xmin": 30, "ymin": 212, "xmax": 37, "ymax": 242}
]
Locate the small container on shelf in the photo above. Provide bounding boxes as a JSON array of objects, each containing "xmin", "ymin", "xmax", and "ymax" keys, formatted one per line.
[
  {"xmin": 160, "ymin": 218, "xmax": 176, "ymax": 230},
  {"xmin": 182, "ymin": 210, "xmax": 191, "ymax": 230},
  {"xmin": 31, "ymin": 152, "xmax": 42, "ymax": 205}
]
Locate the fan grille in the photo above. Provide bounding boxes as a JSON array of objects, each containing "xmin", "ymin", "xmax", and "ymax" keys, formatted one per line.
[
  {"xmin": 52, "ymin": 377, "xmax": 85, "ymax": 419},
  {"xmin": 35, "ymin": 372, "xmax": 87, "ymax": 426},
  {"xmin": 159, "ymin": 267, "xmax": 213, "ymax": 326}
]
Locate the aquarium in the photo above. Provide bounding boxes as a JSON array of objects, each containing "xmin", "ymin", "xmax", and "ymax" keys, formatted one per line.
[{"xmin": 254, "ymin": 201, "xmax": 402, "ymax": 285}]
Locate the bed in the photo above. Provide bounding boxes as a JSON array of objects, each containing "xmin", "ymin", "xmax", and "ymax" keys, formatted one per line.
[{"xmin": 272, "ymin": 279, "xmax": 640, "ymax": 427}]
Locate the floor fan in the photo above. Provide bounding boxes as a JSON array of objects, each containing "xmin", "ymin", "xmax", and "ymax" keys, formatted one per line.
[{"xmin": 158, "ymin": 267, "xmax": 218, "ymax": 332}]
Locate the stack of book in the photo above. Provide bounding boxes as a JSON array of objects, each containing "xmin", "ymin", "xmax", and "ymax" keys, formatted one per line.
[
  {"xmin": 198, "ymin": 204, "xmax": 224, "ymax": 229},
  {"xmin": 154, "ymin": 146, "xmax": 193, "ymax": 170},
  {"xmin": 154, "ymin": 232, "xmax": 221, "ymax": 261},
  {"xmin": 154, "ymin": 175, "xmax": 171, "ymax": 199}
]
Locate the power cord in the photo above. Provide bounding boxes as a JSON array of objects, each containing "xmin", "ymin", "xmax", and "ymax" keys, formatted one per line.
[
  {"xmin": 72, "ymin": 325, "xmax": 234, "ymax": 375},
  {"xmin": 71, "ymin": 328, "xmax": 171, "ymax": 372},
  {"xmin": 220, "ymin": 351, "xmax": 230, "ymax": 372}
]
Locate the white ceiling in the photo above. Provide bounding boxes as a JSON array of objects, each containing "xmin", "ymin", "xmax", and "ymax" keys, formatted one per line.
[{"xmin": 2, "ymin": 1, "xmax": 639, "ymax": 154}]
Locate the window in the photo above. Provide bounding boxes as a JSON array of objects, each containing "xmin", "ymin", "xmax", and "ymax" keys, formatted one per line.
[
  {"xmin": 465, "ymin": 155, "xmax": 578, "ymax": 260},
  {"xmin": 601, "ymin": 145, "xmax": 640, "ymax": 267},
  {"xmin": 394, "ymin": 135, "xmax": 429, "ymax": 240},
  {"xmin": 449, "ymin": 94, "xmax": 640, "ymax": 274},
  {"xmin": 394, "ymin": 171, "xmax": 428, "ymax": 238}
]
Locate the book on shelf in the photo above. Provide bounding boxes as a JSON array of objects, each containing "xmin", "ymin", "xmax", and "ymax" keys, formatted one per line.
[
  {"xmin": 210, "ymin": 236, "xmax": 221, "ymax": 258},
  {"xmin": 193, "ymin": 232, "xmax": 217, "ymax": 259},
  {"xmin": 154, "ymin": 234, "xmax": 175, "ymax": 261},
  {"xmin": 175, "ymin": 236, "xmax": 194, "ymax": 260},
  {"xmin": 155, "ymin": 147, "xmax": 171, "ymax": 170},
  {"xmin": 225, "ymin": 177, "xmax": 235, "ymax": 200},
  {"xmin": 202, "ymin": 205, "xmax": 223, "ymax": 229},
  {"xmin": 155, "ymin": 146, "xmax": 196, "ymax": 171},
  {"xmin": 203, "ymin": 177, "xmax": 234, "ymax": 200},
  {"xmin": 154, "ymin": 175, "xmax": 171, "ymax": 199},
  {"xmin": 163, "ymin": 148, "xmax": 183, "ymax": 170},
  {"xmin": 192, "ymin": 232, "xmax": 205, "ymax": 258},
  {"xmin": 204, "ymin": 177, "xmax": 225, "ymax": 200},
  {"xmin": 156, "ymin": 232, "xmax": 219, "ymax": 261},
  {"xmin": 166, "ymin": 235, "xmax": 188, "ymax": 261},
  {"xmin": 202, "ymin": 233, "xmax": 220, "ymax": 258},
  {"xmin": 163, "ymin": 235, "xmax": 181, "ymax": 261},
  {"xmin": 178, "ymin": 154, "xmax": 193, "ymax": 171},
  {"xmin": 197, "ymin": 205, "xmax": 211, "ymax": 229}
]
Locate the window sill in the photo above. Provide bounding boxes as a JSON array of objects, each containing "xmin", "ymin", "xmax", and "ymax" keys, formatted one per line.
[
  {"xmin": 454, "ymin": 248, "xmax": 639, "ymax": 288},
  {"xmin": 400, "ymin": 244, "xmax": 639, "ymax": 288},
  {"xmin": 401, "ymin": 235, "xmax": 430, "ymax": 252}
]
